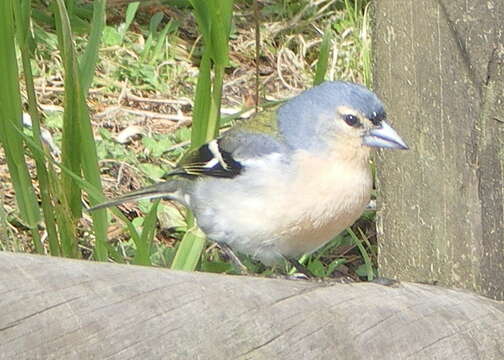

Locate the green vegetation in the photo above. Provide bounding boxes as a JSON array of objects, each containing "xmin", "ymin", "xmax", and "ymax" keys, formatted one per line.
[{"xmin": 0, "ymin": 0, "xmax": 376, "ymax": 280}]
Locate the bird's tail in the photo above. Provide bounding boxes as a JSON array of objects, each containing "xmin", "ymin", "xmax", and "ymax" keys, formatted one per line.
[{"xmin": 87, "ymin": 180, "xmax": 185, "ymax": 212}]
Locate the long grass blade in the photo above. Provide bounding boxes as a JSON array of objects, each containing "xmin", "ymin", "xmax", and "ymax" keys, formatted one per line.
[
  {"xmin": 54, "ymin": 0, "xmax": 108, "ymax": 260},
  {"xmin": 14, "ymin": 0, "xmax": 61, "ymax": 255},
  {"xmin": 360, "ymin": 3, "xmax": 372, "ymax": 87},
  {"xmin": 47, "ymin": 160, "xmax": 78, "ymax": 257},
  {"xmin": 0, "ymin": 0, "xmax": 42, "ymax": 252},
  {"xmin": 207, "ymin": 0, "xmax": 233, "ymax": 66},
  {"xmin": 80, "ymin": 0, "xmax": 106, "ymax": 95},
  {"xmin": 171, "ymin": 222, "xmax": 206, "ymax": 271},
  {"xmin": 151, "ymin": 20, "xmax": 173, "ymax": 63},
  {"xmin": 348, "ymin": 227, "xmax": 374, "ymax": 281},
  {"xmin": 190, "ymin": 51, "xmax": 212, "ymax": 147},
  {"xmin": 16, "ymin": 121, "xmax": 139, "ymax": 262},
  {"xmin": 132, "ymin": 200, "xmax": 159, "ymax": 266},
  {"xmin": 54, "ymin": 0, "xmax": 84, "ymax": 220},
  {"xmin": 313, "ymin": 24, "xmax": 332, "ymax": 85},
  {"xmin": 207, "ymin": 64, "xmax": 224, "ymax": 140},
  {"xmin": 172, "ymin": 0, "xmax": 234, "ymax": 271},
  {"xmin": 120, "ymin": 1, "xmax": 140, "ymax": 40}
]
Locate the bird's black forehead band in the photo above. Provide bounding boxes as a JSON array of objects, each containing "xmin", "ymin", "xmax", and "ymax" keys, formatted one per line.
[{"xmin": 369, "ymin": 110, "xmax": 386, "ymax": 126}]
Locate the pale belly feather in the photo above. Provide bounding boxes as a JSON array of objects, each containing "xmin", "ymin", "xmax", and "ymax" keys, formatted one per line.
[{"xmin": 192, "ymin": 150, "xmax": 372, "ymax": 265}]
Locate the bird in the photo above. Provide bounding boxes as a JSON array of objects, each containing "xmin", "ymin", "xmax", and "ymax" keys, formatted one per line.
[{"xmin": 90, "ymin": 81, "xmax": 408, "ymax": 274}]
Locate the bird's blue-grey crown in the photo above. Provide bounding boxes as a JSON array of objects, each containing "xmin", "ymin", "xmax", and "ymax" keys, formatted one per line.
[{"xmin": 277, "ymin": 81, "xmax": 386, "ymax": 150}]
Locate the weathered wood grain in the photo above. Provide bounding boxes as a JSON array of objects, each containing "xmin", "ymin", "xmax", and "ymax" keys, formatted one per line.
[
  {"xmin": 0, "ymin": 252, "xmax": 503, "ymax": 359},
  {"xmin": 373, "ymin": 0, "xmax": 504, "ymax": 300}
]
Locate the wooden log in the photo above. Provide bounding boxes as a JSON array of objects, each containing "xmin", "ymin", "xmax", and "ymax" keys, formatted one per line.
[{"xmin": 0, "ymin": 252, "xmax": 503, "ymax": 359}]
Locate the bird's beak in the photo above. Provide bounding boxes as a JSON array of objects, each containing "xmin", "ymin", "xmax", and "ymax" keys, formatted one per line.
[{"xmin": 363, "ymin": 121, "xmax": 409, "ymax": 150}]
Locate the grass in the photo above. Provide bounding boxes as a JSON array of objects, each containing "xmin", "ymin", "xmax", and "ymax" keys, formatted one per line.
[{"xmin": 0, "ymin": 0, "xmax": 376, "ymax": 280}]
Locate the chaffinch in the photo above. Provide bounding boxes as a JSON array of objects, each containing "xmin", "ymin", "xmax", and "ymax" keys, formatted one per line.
[{"xmin": 91, "ymin": 81, "xmax": 408, "ymax": 272}]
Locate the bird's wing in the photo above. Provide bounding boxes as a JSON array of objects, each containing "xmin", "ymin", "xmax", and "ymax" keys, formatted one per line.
[{"xmin": 167, "ymin": 106, "xmax": 287, "ymax": 179}]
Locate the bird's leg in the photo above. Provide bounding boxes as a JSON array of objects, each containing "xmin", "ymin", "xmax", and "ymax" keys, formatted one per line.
[
  {"xmin": 217, "ymin": 242, "xmax": 249, "ymax": 275},
  {"xmin": 286, "ymin": 257, "xmax": 314, "ymax": 279}
]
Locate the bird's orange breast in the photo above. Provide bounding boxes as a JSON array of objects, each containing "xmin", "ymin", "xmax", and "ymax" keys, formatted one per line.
[{"xmin": 272, "ymin": 149, "xmax": 372, "ymax": 258}]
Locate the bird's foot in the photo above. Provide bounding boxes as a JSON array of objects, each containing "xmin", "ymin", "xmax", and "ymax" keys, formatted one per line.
[
  {"xmin": 286, "ymin": 257, "xmax": 315, "ymax": 279},
  {"xmin": 217, "ymin": 242, "xmax": 250, "ymax": 275},
  {"xmin": 371, "ymin": 276, "xmax": 400, "ymax": 287}
]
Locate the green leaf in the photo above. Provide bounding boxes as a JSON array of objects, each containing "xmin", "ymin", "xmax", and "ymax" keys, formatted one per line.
[
  {"xmin": 54, "ymin": 0, "xmax": 84, "ymax": 218},
  {"xmin": 148, "ymin": 12, "xmax": 164, "ymax": 34},
  {"xmin": 79, "ymin": 0, "xmax": 106, "ymax": 95},
  {"xmin": 326, "ymin": 258, "xmax": 347, "ymax": 276},
  {"xmin": 151, "ymin": 20, "xmax": 174, "ymax": 62},
  {"xmin": 139, "ymin": 163, "xmax": 166, "ymax": 180},
  {"xmin": 150, "ymin": 244, "xmax": 177, "ymax": 267},
  {"xmin": 132, "ymin": 217, "xmax": 145, "ymax": 233},
  {"xmin": 102, "ymin": 26, "xmax": 122, "ymax": 46},
  {"xmin": 173, "ymin": 0, "xmax": 234, "ymax": 271},
  {"xmin": 124, "ymin": 2, "xmax": 140, "ymax": 32},
  {"xmin": 54, "ymin": 0, "xmax": 109, "ymax": 260},
  {"xmin": 118, "ymin": 1, "xmax": 140, "ymax": 40},
  {"xmin": 188, "ymin": 1, "xmax": 211, "ymax": 50},
  {"xmin": 141, "ymin": 12, "xmax": 164, "ymax": 59},
  {"xmin": 190, "ymin": 52, "xmax": 212, "ymax": 147},
  {"xmin": 171, "ymin": 222, "xmax": 206, "ymax": 271},
  {"xmin": 133, "ymin": 199, "xmax": 159, "ymax": 265},
  {"xmin": 14, "ymin": 0, "xmax": 63, "ymax": 256},
  {"xmin": 0, "ymin": 0, "xmax": 42, "ymax": 252},
  {"xmin": 142, "ymin": 135, "xmax": 174, "ymax": 157},
  {"xmin": 45, "ymin": 112, "xmax": 64, "ymax": 129},
  {"xmin": 201, "ymin": 260, "xmax": 233, "ymax": 274},
  {"xmin": 157, "ymin": 203, "xmax": 187, "ymax": 231},
  {"xmin": 313, "ymin": 24, "xmax": 332, "ymax": 85},
  {"xmin": 348, "ymin": 227, "xmax": 374, "ymax": 281},
  {"xmin": 207, "ymin": 0, "xmax": 233, "ymax": 65},
  {"xmin": 355, "ymin": 263, "xmax": 375, "ymax": 278},
  {"xmin": 15, "ymin": 122, "xmax": 140, "ymax": 264},
  {"xmin": 307, "ymin": 259, "xmax": 326, "ymax": 277}
]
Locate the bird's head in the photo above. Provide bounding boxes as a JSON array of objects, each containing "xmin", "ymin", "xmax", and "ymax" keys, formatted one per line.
[{"xmin": 278, "ymin": 81, "xmax": 408, "ymax": 157}]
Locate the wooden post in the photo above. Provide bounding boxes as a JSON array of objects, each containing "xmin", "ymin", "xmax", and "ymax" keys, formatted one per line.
[{"xmin": 373, "ymin": 0, "xmax": 504, "ymax": 300}]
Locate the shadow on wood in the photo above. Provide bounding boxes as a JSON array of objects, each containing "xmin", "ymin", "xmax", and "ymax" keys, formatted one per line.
[{"xmin": 0, "ymin": 252, "xmax": 503, "ymax": 359}]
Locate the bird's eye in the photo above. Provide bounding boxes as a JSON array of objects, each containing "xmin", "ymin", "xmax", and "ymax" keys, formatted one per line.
[{"xmin": 344, "ymin": 114, "xmax": 360, "ymax": 127}]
